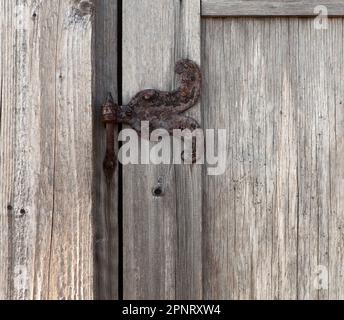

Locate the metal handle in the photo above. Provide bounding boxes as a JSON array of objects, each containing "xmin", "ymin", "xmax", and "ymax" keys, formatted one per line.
[{"xmin": 101, "ymin": 59, "xmax": 202, "ymax": 179}]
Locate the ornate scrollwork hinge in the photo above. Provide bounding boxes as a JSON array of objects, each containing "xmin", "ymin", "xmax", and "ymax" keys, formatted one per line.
[{"xmin": 101, "ymin": 59, "xmax": 202, "ymax": 180}]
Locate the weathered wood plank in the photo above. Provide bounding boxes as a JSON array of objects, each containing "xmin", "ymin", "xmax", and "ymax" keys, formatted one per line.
[
  {"xmin": 123, "ymin": 0, "xmax": 202, "ymax": 299},
  {"xmin": 46, "ymin": 0, "xmax": 95, "ymax": 300},
  {"xmin": 328, "ymin": 19, "xmax": 344, "ymax": 300},
  {"xmin": 295, "ymin": 18, "xmax": 344, "ymax": 300},
  {"xmin": 174, "ymin": 0, "xmax": 203, "ymax": 300},
  {"xmin": 0, "ymin": 0, "xmax": 95, "ymax": 299},
  {"xmin": 202, "ymin": 1, "xmax": 344, "ymax": 17},
  {"xmin": 93, "ymin": 0, "xmax": 118, "ymax": 300},
  {"xmin": 202, "ymin": 17, "xmax": 344, "ymax": 299}
]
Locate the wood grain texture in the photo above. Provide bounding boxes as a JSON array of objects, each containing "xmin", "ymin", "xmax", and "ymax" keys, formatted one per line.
[
  {"xmin": 202, "ymin": 17, "xmax": 344, "ymax": 299},
  {"xmin": 202, "ymin": 0, "xmax": 344, "ymax": 16},
  {"xmin": 93, "ymin": 0, "xmax": 118, "ymax": 300},
  {"xmin": 0, "ymin": 0, "xmax": 95, "ymax": 299},
  {"xmin": 123, "ymin": 0, "xmax": 202, "ymax": 299}
]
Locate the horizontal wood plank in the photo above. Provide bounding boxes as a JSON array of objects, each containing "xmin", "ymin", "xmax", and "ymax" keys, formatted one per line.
[{"xmin": 202, "ymin": 1, "xmax": 344, "ymax": 17}]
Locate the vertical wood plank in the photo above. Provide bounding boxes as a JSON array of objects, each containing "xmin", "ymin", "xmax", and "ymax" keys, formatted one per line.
[
  {"xmin": 94, "ymin": 0, "xmax": 118, "ymax": 300},
  {"xmin": 296, "ymin": 18, "xmax": 344, "ymax": 300},
  {"xmin": 123, "ymin": 0, "xmax": 202, "ymax": 299},
  {"xmin": 175, "ymin": 0, "xmax": 203, "ymax": 300},
  {"xmin": 296, "ymin": 19, "xmax": 324, "ymax": 300},
  {"xmin": 202, "ymin": 18, "xmax": 298, "ymax": 299},
  {"xmin": 328, "ymin": 20, "xmax": 344, "ymax": 300},
  {"xmin": 123, "ymin": 0, "xmax": 178, "ymax": 299},
  {"xmin": 0, "ymin": 0, "xmax": 95, "ymax": 299}
]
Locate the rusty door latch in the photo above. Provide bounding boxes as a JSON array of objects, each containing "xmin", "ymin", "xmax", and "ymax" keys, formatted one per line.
[{"xmin": 101, "ymin": 59, "xmax": 202, "ymax": 180}]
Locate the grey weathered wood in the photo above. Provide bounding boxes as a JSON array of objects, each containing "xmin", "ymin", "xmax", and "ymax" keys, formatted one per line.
[
  {"xmin": 94, "ymin": 0, "xmax": 118, "ymax": 300},
  {"xmin": 202, "ymin": 0, "xmax": 344, "ymax": 16},
  {"xmin": 0, "ymin": 0, "xmax": 95, "ymax": 299},
  {"xmin": 327, "ymin": 19, "xmax": 344, "ymax": 300},
  {"xmin": 123, "ymin": 0, "xmax": 202, "ymax": 299},
  {"xmin": 202, "ymin": 17, "xmax": 344, "ymax": 299}
]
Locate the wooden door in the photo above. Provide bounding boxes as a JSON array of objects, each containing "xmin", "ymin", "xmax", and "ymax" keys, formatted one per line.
[
  {"xmin": 123, "ymin": 0, "xmax": 344, "ymax": 300},
  {"xmin": 1, "ymin": 0, "xmax": 344, "ymax": 301}
]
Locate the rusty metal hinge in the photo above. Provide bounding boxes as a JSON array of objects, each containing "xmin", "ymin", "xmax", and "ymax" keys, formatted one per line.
[{"xmin": 101, "ymin": 59, "xmax": 202, "ymax": 180}]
